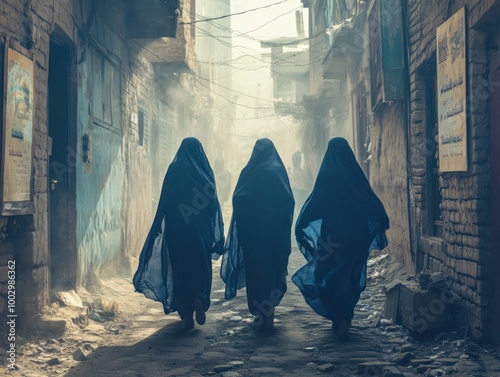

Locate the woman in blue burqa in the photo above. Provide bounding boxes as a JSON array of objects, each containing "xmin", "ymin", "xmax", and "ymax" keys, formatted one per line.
[
  {"xmin": 133, "ymin": 137, "xmax": 224, "ymax": 329},
  {"xmin": 221, "ymin": 139, "xmax": 294, "ymax": 331},
  {"xmin": 292, "ymin": 137, "xmax": 389, "ymax": 339}
]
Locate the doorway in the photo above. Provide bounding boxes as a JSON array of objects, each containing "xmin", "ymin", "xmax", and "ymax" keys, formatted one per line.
[{"xmin": 48, "ymin": 39, "xmax": 77, "ymax": 293}]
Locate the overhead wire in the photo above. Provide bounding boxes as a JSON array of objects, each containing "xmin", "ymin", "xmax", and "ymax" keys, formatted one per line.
[
  {"xmin": 128, "ymin": 35, "xmax": 329, "ymax": 116},
  {"xmin": 179, "ymin": 0, "xmax": 291, "ymax": 25},
  {"xmin": 109, "ymin": 3, "xmax": 334, "ymax": 120}
]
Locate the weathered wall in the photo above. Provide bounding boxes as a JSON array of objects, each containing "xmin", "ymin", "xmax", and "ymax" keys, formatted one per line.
[
  {"xmin": 370, "ymin": 102, "xmax": 413, "ymax": 272},
  {"xmin": 76, "ymin": 8, "xmax": 128, "ymax": 285},
  {"xmin": 122, "ymin": 52, "xmax": 158, "ymax": 273},
  {"xmin": 0, "ymin": 0, "xmax": 75, "ymax": 326},
  {"xmin": 0, "ymin": 0, "xmax": 183, "ymax": 327},
  {"xmin": 407, "ymin": 0, "xmax": 499, "ymax": 339}
]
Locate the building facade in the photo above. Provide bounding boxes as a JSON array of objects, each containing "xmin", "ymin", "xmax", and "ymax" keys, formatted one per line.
[
  {"xmin": 303, "ymin": 0, "xmax": 500, "ymax": 341},
  {"xmin": 0, "ymin": 0, "xmax": 198, "ymax": 329}
]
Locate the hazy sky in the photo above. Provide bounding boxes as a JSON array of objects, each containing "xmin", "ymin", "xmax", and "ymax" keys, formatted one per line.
[
  {"xmin": 222, "ymin": 1, "xmax": 304, "ymax": 176},
  {"xmin": 230, "ymin": 0, "xmax": 307, "ymax": 56},
  {"xmin": 231, "ymin": 0, "xmax": 305, "ymax": 35}
]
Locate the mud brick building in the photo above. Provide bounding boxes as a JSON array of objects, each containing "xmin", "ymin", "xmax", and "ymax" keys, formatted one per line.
[
  {"xmin": 0, "ymin": 0, "xmax": 202, "ymax": 329},
  {"xmin": 301, "ymin": 0, "xmax": 500, "ymax": 341}
]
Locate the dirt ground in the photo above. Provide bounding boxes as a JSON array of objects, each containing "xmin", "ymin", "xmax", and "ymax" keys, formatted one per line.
[{"xmin": 3, "ymin": 249, "xmax": 500, "ymax": 377}]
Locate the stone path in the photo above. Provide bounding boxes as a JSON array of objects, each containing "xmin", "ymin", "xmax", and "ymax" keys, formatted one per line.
[{"xmin": 4, "ymin": 249, "xmax": 500, "ymax": 376}]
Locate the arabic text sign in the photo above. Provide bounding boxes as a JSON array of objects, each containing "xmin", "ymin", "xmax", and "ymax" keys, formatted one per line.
[{"xmin": 437, "ymin": 7, "xmax": 467, "ymax": 172}]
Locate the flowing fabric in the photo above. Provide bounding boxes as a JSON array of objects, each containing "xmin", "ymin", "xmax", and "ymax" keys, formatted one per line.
[
  {"xmin": 221, "ymin": 139, "xmax": 294, "ymax": 316},
  {"xmin": 292, "ymin": 137, "xmax": 389, "ymax": 328},
  {"xmin": 133, "ymin": 137, "xmax": 224, "ymax": 318}
]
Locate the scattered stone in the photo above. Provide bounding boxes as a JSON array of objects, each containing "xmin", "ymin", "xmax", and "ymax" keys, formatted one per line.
[
  {"xmin": 429, "ymin": 368, "xmax": 444, "ymax": 376},
  {"xmin": 46, "ymin": 357, "xmax": 61, "ymax": 366},
  {"xmin": 390, "ymin": 352, "xmax": 412, "ymax": 365},
  {"xmin": 385, "ymin": 326, "xmax": 400, "ymax": 332},
  {"xmin": 303, "ymin": 346, "xmax": 317, "ymax": 351},
  {"xmin": 379, "ymin": 318, "xmax": 393, "ymax": 327},
  {"xmin": 53, "ymin": 290, "xmax": 83, "ymax": 307},
  {"xmin": 382, "ymin": 365, "xmax": 404, "ymax": 377},
  {"xmin": 465, "ymin": 351, "xmax": 481, "ymax": 359},
  {"xmin": 229, "ymin": 316, "xmax": 243, "ymax": 322},
  {"xmin": 228, "ymin": 360, "xmax": 244, "ymax": 366},
  {"xmin": 435, "ymin": 358, "xmax": 457, "ymax": 366},
  {"xmin": 317, "ymin": 363, "xmax": 335, "ymax": 372},
  {"xmin": 376, "ymin": 318, "xmax": 394, "ymax": 327},
  {"xmin": 221, "ymin": 372, "xmax": 242, "ymax": 377},
  {"xmin": 416, "ymin": 364, "xmax": 430, "ymax": 373},
  {"xmin": 83, "ymin": 343, "xmax": 94, "ymax": 352},
  {"xmin": 459, "ymin": 354, "xmax": 470, "ymax": 359},
  {"xmin": 89, "ymin": 311, "xmax": 105, "ymax": 323},
  {"xmin": 72, "ymin": 348, "xmax": 88, "ymax": 361},
  {"xmin": 358, "ymin": 361, "xmax": 395, "ymax": 375},
  {"xmin": 251, "ymin": 367, "xmax": 283, "ymax": 374},
  {"xmin": 95, "ymin": 297, "xmax": 119, "ymax": 314},
  {"xmin": 213, "ymin": 364, "xmax": 234, "ymax": 373},
  {"xmin": 400, "ymin": 344, "xmax": 416, "ymax": 353},
  {"xmin": 411, "ymin": 359, "xmax": 434, "ymax": 365}
]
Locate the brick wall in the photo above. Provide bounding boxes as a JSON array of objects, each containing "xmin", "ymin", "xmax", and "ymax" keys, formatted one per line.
[
  {"xmin": 0, "ymin": 0, "xmax": 185, "ymax": 329},
  {"xmin": 0, "ymin": 0, "xmax": 54, "ymax": 328},
  {"xmin": 407, "ymin": 0, "xmax": 498, "ymax": 340}
]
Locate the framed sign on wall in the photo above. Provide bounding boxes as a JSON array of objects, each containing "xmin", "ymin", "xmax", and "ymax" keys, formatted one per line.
[
  {"xmin": 436, "ymin": 7, "xmax": 468, "ymax": 172},
  {"xmin": 1, "ymin": 40, "xmax": 35, "ymax": 215}
]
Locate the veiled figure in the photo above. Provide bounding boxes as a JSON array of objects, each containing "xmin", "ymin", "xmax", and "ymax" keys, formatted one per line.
[
  {"xmin": 292, "ymin": 137, "xmax": 389, "ymax": 339},
  {"xmin": 221, "ymin": 139, "xmax": 294, "ymax": 330},
  {"xmin": 133, "ymin": 137, "xmax": 224, "ymax": 329}
]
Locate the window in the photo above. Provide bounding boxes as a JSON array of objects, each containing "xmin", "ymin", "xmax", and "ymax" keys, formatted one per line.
[
  {"xmin": 90, "ymin": 46, "xmax": 121, "ymax": 132},
  {"xmin": 425, "ymin": 69, "xmax": 443, "ymax": 237},
  {"xmin": 368, "ymin": 0, "xmax": 406, "ymax": 110}
]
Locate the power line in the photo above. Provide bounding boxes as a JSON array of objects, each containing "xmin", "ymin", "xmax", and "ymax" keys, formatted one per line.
[
  {"xmin": 180, "ymin": 0, "xmax": 291, "ymax": 25},
  {"xmin": 196, "ymin": 6, "xmax": 302, "ymax": 41}
]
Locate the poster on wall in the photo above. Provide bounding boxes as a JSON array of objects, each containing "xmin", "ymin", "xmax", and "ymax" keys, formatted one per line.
[
  {"xmin": 436, "ymin": 7, "xmax": 467, "ymax": 172},
  {"xmin": 1, "ymin": 43, "xmax": 35, "ymax": 215}
]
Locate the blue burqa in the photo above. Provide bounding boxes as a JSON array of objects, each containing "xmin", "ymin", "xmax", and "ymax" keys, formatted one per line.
[
  {"xmin": 133, "ymin": 138, "xmax": 224, "ymax": 319},
  {"xmin": 221, "ymin": 139, "xmax": 294, "ymax": 316},
  {"xmin": 292, "ymin": 137, "xmax": 389, "ymax": 329}
]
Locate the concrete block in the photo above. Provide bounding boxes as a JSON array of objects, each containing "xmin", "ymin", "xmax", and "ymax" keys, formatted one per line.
[
  {"xmin": 396, "ymin": 282, "xmax": 453, "ymax": 333},
  {"xmin": 36, "ymin": 318, "xmax": 67, "ymax": 335},
  {"xmin": 384, "ymin": 281, "xmax": 400, "ymax": 323},
  {"xmin": 358, "ymin": 361, "xmax": 395, "ymax": 375}
]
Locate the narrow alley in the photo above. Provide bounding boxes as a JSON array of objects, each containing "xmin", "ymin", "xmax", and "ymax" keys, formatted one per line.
[
  {"xmin": 4, "ymin": 249, "xmax": 500, "ymax": 377},
  {"xmin": 1, "ymin": 0, "xmax": 500, "ymax": 376}
]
